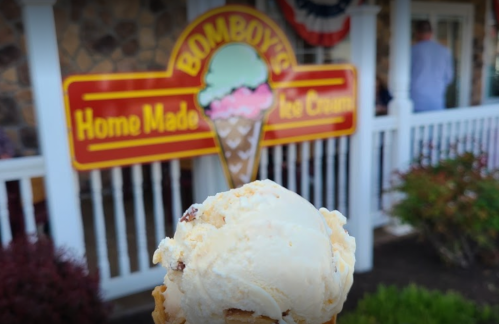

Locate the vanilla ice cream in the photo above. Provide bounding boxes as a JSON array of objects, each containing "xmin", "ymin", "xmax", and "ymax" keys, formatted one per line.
[{"xmin": 153, "ymin": 180, "xmax": 356, "ymax": 324}]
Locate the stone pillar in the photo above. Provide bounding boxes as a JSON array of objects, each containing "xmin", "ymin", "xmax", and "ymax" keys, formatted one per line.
[
  {"xmin": 19, "ymin": 0, "xmax": 85, "ymax": 257},
  {"xmin": 188, "ymin": 0, "xmax": 230, "ymax": 203},
  {"xmin": 386, "ymin": 0, "xmax": 414, "ymax": 236},
  {"xmin": 347, "ymin": 5, "xmax": 380, "ymax": 273}
]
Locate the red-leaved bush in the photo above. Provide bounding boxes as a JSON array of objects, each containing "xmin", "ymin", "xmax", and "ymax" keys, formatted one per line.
[
  {"xmin": 390, "ymin": 151, "xmax": 499, "ymax": 268},
  {"xmin": 0, "ymin": 237, "xmax": 111, "ymax": 324}
]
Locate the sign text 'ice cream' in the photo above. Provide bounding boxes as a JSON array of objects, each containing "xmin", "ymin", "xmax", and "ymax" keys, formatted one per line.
[{"xmin": 64, "ymin": 5, "xmax": 357, "ymax": 188}]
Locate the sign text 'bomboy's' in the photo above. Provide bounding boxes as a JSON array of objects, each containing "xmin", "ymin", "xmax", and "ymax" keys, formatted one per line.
[{"xmin": 64, "ymin": 5, "xmax": 357, "ymax": 178}]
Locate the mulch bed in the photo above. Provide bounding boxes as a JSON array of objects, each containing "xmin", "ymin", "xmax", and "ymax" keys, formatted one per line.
[
  {"xmin": 343, "ymin": 234, "xmax": 499, "ymax": 312},
  {"xmin": 111, "ymin": 235, "xmax": 499, "ymax": 324}
]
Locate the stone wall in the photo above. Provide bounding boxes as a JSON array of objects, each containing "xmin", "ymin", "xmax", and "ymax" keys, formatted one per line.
[
  {"xmin": 375, "ymin": 0, "xmax": 486, "ymax": 106},
  {"xmin": 0, "ymin": 0, "xmax": 35, "ymax": 156},
  {"xmin": 0, "ymin": 0, "xmax": 254, "ymax": 156}
]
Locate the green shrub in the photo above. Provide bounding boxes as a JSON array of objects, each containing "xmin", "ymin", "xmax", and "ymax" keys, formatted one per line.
[
  {"xmin": 390, "ymin": 152, "xmax": 499, "ymax": 267},
  {"xmin": 340, "ymin": 285, "xmax": 499, "ymax": 324}
]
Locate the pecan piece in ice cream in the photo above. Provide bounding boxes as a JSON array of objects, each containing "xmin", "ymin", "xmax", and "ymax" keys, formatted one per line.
[{"xmin": 180, "ymin": 206, "xmax": 198, "ymax": 223}]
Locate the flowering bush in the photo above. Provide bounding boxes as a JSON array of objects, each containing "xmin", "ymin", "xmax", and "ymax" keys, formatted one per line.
[
  {"xmin": 0, "ymin": 237, "xmax": 111, "ymax": 324},
  {"xmin": 390, "ymin": 152, "xmax": 499, "ymax": 267}
]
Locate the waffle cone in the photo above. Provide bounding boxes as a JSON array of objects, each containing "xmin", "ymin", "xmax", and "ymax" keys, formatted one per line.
[
  {"xmin": 224, "ymin": 309, "xmax": 336, "ymax": 324},
  {"xmin": 213, "ymin": 117, "xmax": 263, "ymax": 188},
  {"xmin": 152, "ymin": 285, "xmax": 170, "ymax": 324},
  {"xmin": 152, "ymin": 285, "xmax": 337, "ymax": 324}
]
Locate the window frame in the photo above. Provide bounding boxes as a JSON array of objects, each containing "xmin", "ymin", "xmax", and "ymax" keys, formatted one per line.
[{"xmin": 481, "ymin": 0, "xmax": 499, "ymax": 104}]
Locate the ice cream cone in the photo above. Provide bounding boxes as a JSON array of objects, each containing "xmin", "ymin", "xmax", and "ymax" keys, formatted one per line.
[
  {"xmin": 152, "ymin": 285, "xmax": 338, "ymax": 324},
  {"xmin": 152, "ymin": 181, "xmax": 354, "ymax": 324},
  {"xmin": 152, "ymin": 285, "xmax": 169, "ymax": 324},
  {"xmin": 213, "ymin": 117, "xmax": 263, "ymax": 188},
  {"xmin": 224, "ymin": 309, "xmax": 337, "ymax": 324}
]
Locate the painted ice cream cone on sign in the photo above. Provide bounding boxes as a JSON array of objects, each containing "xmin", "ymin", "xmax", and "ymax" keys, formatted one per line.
[{"xmin": 198, "ymin": 44, "xmax": 274, "ymax": 188}]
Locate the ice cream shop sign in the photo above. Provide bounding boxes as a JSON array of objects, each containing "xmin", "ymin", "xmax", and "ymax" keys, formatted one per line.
[{"xmin": 64, "ymin": 5, "xmax": 357, "ymax": 188}]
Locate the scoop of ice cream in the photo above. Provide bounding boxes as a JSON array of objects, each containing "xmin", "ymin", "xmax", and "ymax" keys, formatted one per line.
[
  {"xmin": 198, "ymin": 44, "xmax": 269, "ymax": 108},
  {"xmin": 153, "ymin": 180, "xmax": 356, "ymax": 324},
  {"xmin": 206, "ymin": 84, "xmax": 273, "ymax": 120}
]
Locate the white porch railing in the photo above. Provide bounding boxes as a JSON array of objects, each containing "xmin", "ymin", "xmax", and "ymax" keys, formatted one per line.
[
  {"xmin": 369, "ymin": 104, "xmax": 499, "ymax": 230},
  {"xmin": 77, "ymin": 160, "xmax": 184, "ymax": 300},
  {"xmin": 371, "ymin": 115, "xmax": 398, "ymax": 227},
  {"xmin": 410, "ymin": 105, "xmax": 499, "ymax": 168},
  {"xmin": 258, "ymin": 137, "xmax": 350, "ymax": 215},
  {"xmin": 0, "ymin": 156, "xmax": 45, "ymax": 247}
]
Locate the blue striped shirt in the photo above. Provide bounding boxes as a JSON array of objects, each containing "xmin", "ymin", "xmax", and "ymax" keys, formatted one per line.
[{"xmin": 410, "ymin": 40, "xmax": 454, "ymax": 112}]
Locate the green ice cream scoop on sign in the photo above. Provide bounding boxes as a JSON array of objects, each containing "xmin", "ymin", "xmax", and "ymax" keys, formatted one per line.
[{"xmin": 198, "ymin": 44, "xmax": 269, "ymax": 109}]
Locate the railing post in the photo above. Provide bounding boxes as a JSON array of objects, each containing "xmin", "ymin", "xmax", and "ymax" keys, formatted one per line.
[
  {"xmin": 19, "ymin": 0, "xmax": 85, "ymax": 258},
  {"xmin": 347, "ymin": 5, "xmax": 380, "ymax": 273},
  {"xmin": 188, "ymin": 0, "xmax": 230, "ymax": 202},
  {"xmin": 387, "ymin": 0, "xmax": 414, "ymax": 235},
  {"xmin": 389, "ymin": 0, "xmax": 413, "ymax": 170}
]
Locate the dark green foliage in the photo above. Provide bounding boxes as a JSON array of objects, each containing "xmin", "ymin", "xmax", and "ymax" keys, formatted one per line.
[{"xmin": 341, "ymin": 285, "xmax": 499, "ymax": 324}]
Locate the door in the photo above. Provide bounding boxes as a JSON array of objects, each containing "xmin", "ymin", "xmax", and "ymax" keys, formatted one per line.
[{"xmin": 411, "ymin": 2, "xmax": 474, "ymax": 108}]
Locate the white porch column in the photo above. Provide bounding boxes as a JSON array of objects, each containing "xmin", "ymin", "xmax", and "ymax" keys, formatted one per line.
[
  {"xmin": 389, "ymin": 0, "xmax": 413, "ymax": 168},
  {"xmin": 20, "ymin": 0, "xmax": 85, "ymax": 257},
  {"xmin": 347, "ymin": 5, "xmax": 380, "ymax": 273},
  {"xmin": 386, "ymin": 0, "xmax": 413, "ymax": 235},
  {"xmin": 188, "ymin": 0, "xmax": 230, "ymax": 202}
]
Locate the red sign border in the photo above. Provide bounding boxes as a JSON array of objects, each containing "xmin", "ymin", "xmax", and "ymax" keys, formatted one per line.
[{"xmin": 63, "ymin": 5, "xmax": 357, "ymax": 171}]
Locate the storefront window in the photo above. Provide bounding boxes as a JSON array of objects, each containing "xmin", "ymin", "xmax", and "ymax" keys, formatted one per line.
[
  {"xmin": 258, "ymin": 0, "xmax": 351, "ymax": 64},
  {"xmin": 486, "ymin": 27, "xmax": 499, "ymax": 99},
  {"xmin": 484, "ymin": 5, "xmax": 499, "ymax": 101}
]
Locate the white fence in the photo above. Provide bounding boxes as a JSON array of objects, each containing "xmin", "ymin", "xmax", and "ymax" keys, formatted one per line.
[
  {"xmin": 259, "ymin": 137, "xmax": 350, "ymax": 215},
  {"xmin": 0, "ymin": 156, "xmax": 45, "ymax": 246},
  {"xmin": 1, "ymin": 105, "xmax": 499, "ymax": 300},
  {"xmin": 76, "ymin": 161, "xmax": 184, "ymax": 299},
  {"xmin": 410, "ymin": 106, "xmax": 499, "ymax": 168},
  {"xmin": 369, "ymin": 104, "xmax": 499, "ymax": 229}
]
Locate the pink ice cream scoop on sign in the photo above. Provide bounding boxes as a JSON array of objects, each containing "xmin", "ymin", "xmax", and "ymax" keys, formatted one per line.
[{"xmin": 206, "ymin": 83, "xmax": 273, "ymax": 120}]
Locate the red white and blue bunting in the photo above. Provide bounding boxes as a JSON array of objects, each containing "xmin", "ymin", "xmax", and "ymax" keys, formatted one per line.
[{"xmin": 275, "ymin": 0, "xmax": 363, "ymax": 47}]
